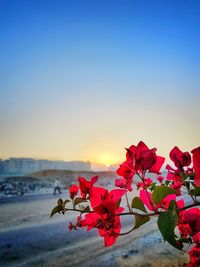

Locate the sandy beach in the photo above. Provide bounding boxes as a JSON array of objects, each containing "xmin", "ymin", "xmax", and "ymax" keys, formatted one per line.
[{"xmin": 0, "ymin": 191, "xmax": 190, "ymax": 267}]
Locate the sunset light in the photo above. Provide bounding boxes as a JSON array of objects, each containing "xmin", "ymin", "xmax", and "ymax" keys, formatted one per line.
[{"xmin": 95, "ymin": 153, "xmax": 119, "ymax": 167}]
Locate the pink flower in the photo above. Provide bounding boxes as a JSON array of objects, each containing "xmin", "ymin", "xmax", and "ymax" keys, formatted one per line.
[
  {"xmin": 170, "ymin": 181, "xmax": 182, "ymax": 195},
  {"xmin": 186, "ymin": 245, "xmax": 200, "ymax": 267},
  {"xmin": 139, "ymin": 190, "xmax": 184, "ymax": 211},
  {"xmin": 178, "ymin": 208, "xmax": 200, "ymax": 241},
  {"xmin": 78, "ymin": 176, "xmax": 98, "ymax": 198},
  {"xmin": 191, "ymin": 147, "xmax": 200, "ymax": 187},
  {"xmin": 169, "ymin": 146, "xmax": 191, "ymax": 170},
  {"xmin": 126, "ymin": 141, "xmax": 165, "ymax": 174},
  {"xmin": 69, "ymin": 184, "xmax": 79, "ymax": 199},
  {"xmin": 116, "ymin": 161, "xmax": 135, "ymax": 191},
  {"xmin": 68, "ymin": 222, "xmax": 77, "ymax": 231},
  {"xmin": 83, "ymin": 187, "xmax": 125, "ymax": 246},
  {"xmin": 157, "ymin": 176, "xmax": 164, "ymax": 183}
]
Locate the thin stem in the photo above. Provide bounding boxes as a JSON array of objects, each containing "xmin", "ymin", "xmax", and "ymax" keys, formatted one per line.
[
  {"xmin": 64, "ymin": 208, "xmax": 94, "ymax": 213},
  {"xmin": 179, "ymin": 201, "xmax": 200, "ymax": 212},
  {"xmin": 183, "ymin": 182, "xmax": 196, "ymax": 204},
  {"xmin": 65, "ymin": 208, "xmax": 159, "ymax": 217},
  {"xmin": 64, "ymin": 201, "xmax": 200, "ymax": 217},
  {"xmin": 125, "ymin": 191, "xmax": 132, "ymax": 213},
  {"xmin": 116, "ymin": 211, "xmax": 159, "ymax": 217},
  {"xmin": 116, "ymin": 225, "xmax": 136, "ymax": 236}
]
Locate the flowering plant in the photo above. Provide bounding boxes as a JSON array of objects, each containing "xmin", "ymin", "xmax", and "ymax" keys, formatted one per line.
[{"xmin": 51, "ymin": 141, "xmax": 200, "ymax": 266}]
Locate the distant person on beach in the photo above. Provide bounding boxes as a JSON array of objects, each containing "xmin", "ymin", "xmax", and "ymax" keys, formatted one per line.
[{"xmin": 53, "ymin": 178, "xmax": 62, "ymax": 195}]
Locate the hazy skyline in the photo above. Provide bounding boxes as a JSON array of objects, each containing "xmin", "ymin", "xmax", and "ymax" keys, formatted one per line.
[{"xmin": 0, "ymin": 0, "xmax": 200, "ymax": 165}]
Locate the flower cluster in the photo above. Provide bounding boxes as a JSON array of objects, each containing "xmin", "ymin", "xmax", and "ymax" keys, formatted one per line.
[{"xmin": 51, "ymin": 141, "xmax": 200, "ymax": 266}]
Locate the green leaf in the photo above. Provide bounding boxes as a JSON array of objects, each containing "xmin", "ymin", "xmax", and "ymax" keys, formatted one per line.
[
  {"xmin": 131, "ymin": 196, "xmax": 147, "ymax": 213},
  {"xmin": 57, "ymin": 198, "xmax": 63, "ymax": 206},
  {"xmin": 152, "ymin": 185, "xmax": 179, "ymax": 204},
  {"xmin": 63, "ymin": 199, "xmax": 71, "ymax": 205},
  {"xmin": 74, "ymin": 197, "xmax": 88, "ymax": 206},
  {"xmin": 191, "ymin": 187, "xmax": 200, "ymax": 196},
  {"xmin": 178, "ymin": 238, "xmax": 191, "ymax": 244},
  {"xmin": 134, "ymin": 215, "xmax": 150, "ymax": 230},
  {"xmin": 50, "ymin": 205, "xmax": 63, "ymax": 218},
  {"xmin": 149, "ymin": 182, "xmax": 156, "ymax": 191},
  {"xmin": 157, "ymin": 201, "xmax": 181, "ymax": 250}
]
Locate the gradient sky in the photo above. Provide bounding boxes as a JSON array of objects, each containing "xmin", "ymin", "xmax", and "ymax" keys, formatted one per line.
[{"xmin": 0, "ymin": 0, "xmax": 200, "ymax": 165}]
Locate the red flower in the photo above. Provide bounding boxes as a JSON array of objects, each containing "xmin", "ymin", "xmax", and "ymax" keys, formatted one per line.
[
  {"xmin": 186, "ymin": 245, "xmax": 200, "ymax": 267},
  {"xmin": 139, "ymin": 189, "xmax": 154, "ymax": 211},
  {"xmin": 157, "ymin": 176, "xmax": 164, "ymax": 183},
  {"xmin": 90, "ymin": 187, "xmax": 126, "ymax": 212},
  {"xmin": 178, "ymin": 208, "xmax": 200, "ymax": 241},
  {"xmin": 140, "ymin": 189, "xmax": 184, "ymax": 211},
  {"xmin": 191, "ymin": 147, "xmax": 200, "ymax": 187},
  {"xmin": 68, "ymin": 222, "xmax": 77, "ymax": 231},
  {"xmin": 68, "ymin": 216, "xmax": 86, "ymax": 231},
  {"xmin": 126, "ymin": 141, "xmax": 165, "ymax": 174},
  {"xmin": 84, "ymin": 187, "xmax": 125, "ymax": 246},
  {"xmin": 169, "ymin": 146, "xmax": 191, "ymax": 170},
  {"xmin": 116, "ymin": 161, "xmax": 135, "ymax": 191},
  {"xmin": 184, "ymin": 208, "xmax": 200, "ymax": 237},
  {"xmin": 166, "ymin": 164, "xmax": 182, "ymax": 182},
  {"xmin": 116, "ymin": 141, "xmax": 164, "ymax": 191},
  {"xmin": 136, "ymin": 182, "xmax": 142, "ymax": 190},
  {"xmin": 135, "ymin": 178, "xmax": 152, "ymax": 191},
  {"xmin": 170, "ymin": 181, "xmax": 182, "ymax": 195},
  {"xmin": 115, "ymin": 176, "xmax": 133, "ymax": 191},
  {"xmin": 78, "ymin": 176, "xmax": 98, "ymax": 198},
  {"xmin": 84, "ymin": 211, "xmax": 122, "ymax": 246},
  {"xmin": 69, "ymin": 184, "xmax": 79, "ymax": 199}
]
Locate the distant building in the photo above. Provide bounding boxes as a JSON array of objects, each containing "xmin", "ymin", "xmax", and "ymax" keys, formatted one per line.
[
  {"xmin": 0, "ymin": 158, "xmax": 91, "ymax": 175},
  {"xmin": 0, "ymin": 159, "xmax": 4, "ymax": 174}
]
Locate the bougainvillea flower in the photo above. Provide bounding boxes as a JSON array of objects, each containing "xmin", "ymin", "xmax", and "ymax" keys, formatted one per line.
[
  {"xmin": 76, "ymin": 215, "xmax": 86, "ymax": 228},
  {"xmin": 136, "ymin": 182, "xmax": 142, "ymax": 190},
  {"xmin": 166, "ymin": 164, "xmax": 182, "ymax": 182},
  {"xmin": 160, "ymin": 194, "xmax": 184, "ymax": 209},
  {"xmin": 126, "ymin": 141, "xmax": 165, "ymax": 174},
  {"xmin": 184, "ymin": 208, "xmax": 200, "ymax": 237},
  {"xmin": 68, "ymin": 216, "xmax": 86, "ymax": 232},
  {"xmin": 193, "ymin": 232, "xmax": 200, "ymax": 244},
  {"xmin": 116, "ymin": 160, "xmax": 135, "ymax": 191},
  {"xmin": 83, "ymin": 187, "xmax": 125, "ymax": 246},
  {"xmin": 90, "ymin": 187, "xmax": 126, "ymax": 213},
  {"xmin": 135, "ymin": 178, "xmax": 153, "ymax": 191},
  {"xmin": 170, "ymin": 181, "xmax": 182, "ymax": 195},
  {"xmin": 78, "ymin": 176, "xmax": 98, "ymax": 198},
  {"xmin": 116, "ymin": 161, "xmax": 135, "ymax": 179},
  {"xmin": 68, "ymin": 222, "xmax": 77, "ymax": 231},
  {"xmin": 139, "ymin": 189, "xmax": 155, "ymax": 211},
  {"xmin": 191, "ymin": 146, "xmax": 200, "ymax": 187},
  {"xmin": 84, "ymin": 210, "xmax": 123, "ymax": 246},
  {"xmin": 140, "ymin": 190, "xmax": 184, "ymax": 211},
  {"xmin": 69, "ymin": 184, "xmax": 79, "ymax": 199},
  {"xmin": 115, "ymin": 176, "xmax": 133, "ymax": 191},
  {"xmin": 149, "ymin": 156, "xmax": 165, "ymax": 174},
  {"xmin": 187, "ymin": 245, "xmax": 200, "ymax": 267},
  {"xmin": 143, "ymin": 178, "xmax": 153, "ymax": 187},
  {"xmin": 157, "ymin": 176, "xmax": 164, "ymax": 183},
  {"xmin": 169, "ymin": 146, "xmax": 191, "ymax": 170},
  {"xmin": 178, "ymin": 208, "xmax": 200, "ymax": 242}
]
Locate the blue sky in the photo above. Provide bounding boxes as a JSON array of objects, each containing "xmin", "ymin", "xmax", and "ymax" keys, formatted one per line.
[{"xmin": 0, "ymin": 0, "xmax": 200, "ymax": 164}]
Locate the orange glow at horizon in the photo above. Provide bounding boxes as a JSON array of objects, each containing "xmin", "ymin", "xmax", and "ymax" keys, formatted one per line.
[{"xmin": 91, "ymin": 153, "xmax": 121, "ymax": 167}]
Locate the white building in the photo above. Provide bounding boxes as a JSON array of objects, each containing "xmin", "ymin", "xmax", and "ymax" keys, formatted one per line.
[{"xmin": 1, "ymin": 158, "xmax": 91, "ymax": 175}]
